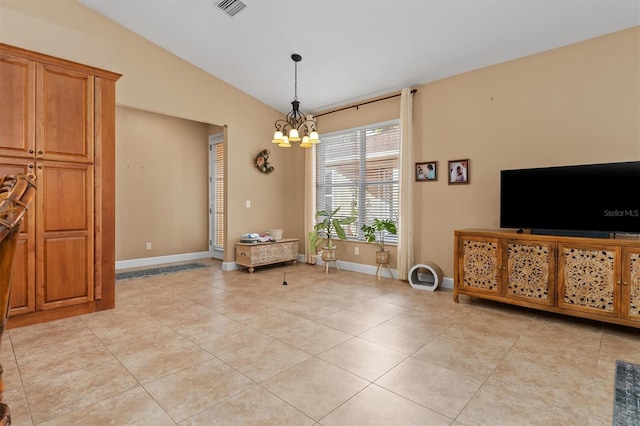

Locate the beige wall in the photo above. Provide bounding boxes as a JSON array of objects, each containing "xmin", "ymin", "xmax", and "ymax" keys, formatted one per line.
[
  {"xmin": 0, "ymin": 0, "xmax": 307, "ymax": 263},
  {"xmin": 1, "ymin": 1, "xmax": 637, "ymax": 278},
  {"xmin": 412, "ymin": 27, "xmax": 639, "ymax": 277},
  {"xmin": 313, "ymin": 27, "xmax": 639, "ymax": 277},
  {"xmin": 115, "ymin": 107, "xmax": 214, "ymax": 260}
]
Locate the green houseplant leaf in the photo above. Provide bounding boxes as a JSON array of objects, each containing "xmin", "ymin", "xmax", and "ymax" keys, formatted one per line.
[
  {"xmin": 360, "ymin": 218, "xmax": 397, "ymax": 251},
  {"xmin": 309, "ymin": 207, "xmax": 356, "ymax": 253}
]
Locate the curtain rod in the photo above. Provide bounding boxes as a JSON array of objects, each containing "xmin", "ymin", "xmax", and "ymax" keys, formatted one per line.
[{"xmin": 314, "ymin": 88, "xmax": 417, "ymax": 118}]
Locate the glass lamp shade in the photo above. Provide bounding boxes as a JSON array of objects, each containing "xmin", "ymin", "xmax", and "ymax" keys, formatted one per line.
[
  {"xmin": 300, "ymin": 136, "xmax": 312, "ymax": 148},
  {"xmin": 272, "ymin": 131, "xmax": 284, "ymax": 143},
  {"xmin": 288, "ymin": 128, "xmax": 301, "ymax": 142},
  {"xmin": 278, "ymin": 136, "xmax": 291, "ymax": 148},
  {"xmin": 309, "ymin": 131, "xmax": 320, "ymax": 143}
]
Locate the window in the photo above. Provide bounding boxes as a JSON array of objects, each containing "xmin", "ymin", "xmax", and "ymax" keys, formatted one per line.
[{"xmin": 315, "ymin": 120, "xmax": 400, "ymax": 243}]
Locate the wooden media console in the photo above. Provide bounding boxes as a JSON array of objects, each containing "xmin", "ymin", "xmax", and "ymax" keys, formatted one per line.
[{"xmin": 454, "ymin": 229, "xmax": 640, "ymax": 329}]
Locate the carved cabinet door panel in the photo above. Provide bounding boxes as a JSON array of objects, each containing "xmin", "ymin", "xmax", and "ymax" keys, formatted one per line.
[
  {"xmin": 458, "ymin": 236, "xmax": 501, "ymax": 297},
  {"xmin": 557, "ymin": 243, "xmax": 620, "ymax": 317},
  {"xmin": 621, "ymin": 247, "xmax": 640, "ymax": 323},
  {"xmin": 502, "ymin": 239, "xmax": 556, "ymax": 307}
]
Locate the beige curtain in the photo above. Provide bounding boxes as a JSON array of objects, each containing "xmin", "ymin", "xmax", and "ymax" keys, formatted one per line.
[
  {"xmin": 397, "ymin": 88, "xmax": 414, "ymax": 280},
  {"xmin": 304, "ymin": 141, "xmax": 317, "ymax": 263}
]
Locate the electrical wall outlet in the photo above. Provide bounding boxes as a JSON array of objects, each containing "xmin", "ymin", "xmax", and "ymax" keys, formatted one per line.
[
  {"xmin": 245, "ymin": 200, "xmax": 251, "ymax": 208},
  {"xmin": 354, "ymin": 246, "xmax": 359, "ymax": 255},
  {"xmin": 146, "ymin": 242, "xmax": 152, "ymax": 250}
]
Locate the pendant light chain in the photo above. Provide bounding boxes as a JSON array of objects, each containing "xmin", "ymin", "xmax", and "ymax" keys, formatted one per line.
[{"xmin": 294, "ymin": 60, "xmax": 298, "ymax": 101}]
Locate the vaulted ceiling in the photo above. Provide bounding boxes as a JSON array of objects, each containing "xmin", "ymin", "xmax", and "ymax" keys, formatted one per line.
[{"xmin": 79, "ymin": 0, "xmax": 639, "ymax": 114}]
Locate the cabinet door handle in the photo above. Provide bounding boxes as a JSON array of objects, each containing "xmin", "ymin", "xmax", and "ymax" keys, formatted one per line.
[
  {"xmin": 37, "ymin": 165, "xmax": 43, "ymax": 169},
  {"xmin": 29, "ymin": 149, "xmax": 34, "ymax": 154},
  {"xmin": 38, "ymin": 150, "xmax": 43, "ymax": 155},
  {"xmin": 623, "ymin": 281, "xmax": 628, "ymax": 286},
  {"xmin": 28, "ymin": 164, "xmax": 34, "ymax": 169}
]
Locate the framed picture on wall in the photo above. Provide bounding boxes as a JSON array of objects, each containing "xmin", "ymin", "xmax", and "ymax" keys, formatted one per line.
[
  {"xmin": 448, "ymin": 159, "xmax": 469, "ymax": 184},
  {"xmin": 415, "ymin": 161, "xmax": 437, "ymax": 181}
]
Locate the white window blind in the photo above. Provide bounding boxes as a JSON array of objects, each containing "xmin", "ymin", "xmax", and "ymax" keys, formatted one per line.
[
  {"xmin": 209, "ymin": 134, "xmax": 225, "ymax": 250},
  {"xmin": 315, "ymin": 120, "xmax": 400, "ymax": 242}
]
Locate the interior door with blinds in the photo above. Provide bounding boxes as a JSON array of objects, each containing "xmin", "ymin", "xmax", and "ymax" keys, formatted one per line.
[{"xmin": 209, "ymin": 133, "xmax": 224, "ymax": 259}]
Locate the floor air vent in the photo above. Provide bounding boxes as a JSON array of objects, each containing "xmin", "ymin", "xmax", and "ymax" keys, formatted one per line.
[{"xmin": 215, "ymin": 0, "xmax": 246, "ymax": 17}]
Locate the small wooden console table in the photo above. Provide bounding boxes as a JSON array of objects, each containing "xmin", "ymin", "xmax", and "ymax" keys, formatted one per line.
[{"xmin": 235, "ymin": 238, "xmax": 299, "ymax": 273}]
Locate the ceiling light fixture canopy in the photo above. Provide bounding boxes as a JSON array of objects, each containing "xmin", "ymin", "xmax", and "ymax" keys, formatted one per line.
[{"xmin": 272, "ymin": 54, "xmax": 319, "ymax": 148}]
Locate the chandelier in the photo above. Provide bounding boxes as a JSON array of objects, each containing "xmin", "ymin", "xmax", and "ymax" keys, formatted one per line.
[{"xmin": 272, "ymin": 54, "xmax": 320, "ymax": 148}]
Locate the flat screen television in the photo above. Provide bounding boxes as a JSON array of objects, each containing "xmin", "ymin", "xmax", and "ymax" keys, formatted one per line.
[{"xmin": 500, "ymin": 161, "xmax": 640, "ymax": 238}]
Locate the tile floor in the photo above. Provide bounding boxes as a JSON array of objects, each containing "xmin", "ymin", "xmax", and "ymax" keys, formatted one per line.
[{"xmin": 2, "ymin": 260, "xmax": 639, "ymax": 425}]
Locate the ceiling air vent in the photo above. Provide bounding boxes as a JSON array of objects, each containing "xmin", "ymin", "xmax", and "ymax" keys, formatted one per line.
[{"xmin": 215, "ymin": 0, "xmax": 246, "ymax": 17}]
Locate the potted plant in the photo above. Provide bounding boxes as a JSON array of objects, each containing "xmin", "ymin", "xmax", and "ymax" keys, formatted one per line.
[
  {"xmin": 361, "ymin": 218, "xmax": 397, "ymax": 264},
  {"xmin": 309, "ymin": 207, "xmax": 356, "ymax": 262}
]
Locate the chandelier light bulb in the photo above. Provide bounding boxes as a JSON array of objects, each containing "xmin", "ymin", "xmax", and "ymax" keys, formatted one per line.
[
  {"xmin": 300, "ymin": 136, "xmax": 312, "ymax": 148},
  {"xmin": 272, "ymin": 131, "xmax": 283, "ymax": 143},
  {"xmin": 288, "ymin": 128, "xmax": 300, "ymax": 142},
  {"xmin": 278, "ymin": 135, "xmax": 291, "ymax": 148}
]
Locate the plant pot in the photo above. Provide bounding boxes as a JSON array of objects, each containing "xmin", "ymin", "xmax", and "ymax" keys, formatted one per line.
[
  {"xmin": 376, "ymin": 250, "xmax": 390, "ymax": 264},
  {"xmin": 322, "ymin": 247, "xmax": 337, "ymax": 261}
]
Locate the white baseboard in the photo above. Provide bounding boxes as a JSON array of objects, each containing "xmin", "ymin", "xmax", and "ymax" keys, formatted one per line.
[
  {"xmin": 303, "ymin": 254, "xmax": 454, "ymax": 288},
  {"xmin": 222, "ymin": 261, "xmax": 238, "ymax": 271},
  {"xmin": 115, "ymin": 251, "xmax": 210, "ymax": 270},
  {"xmin": 313, "ymin": 256, "xmax": 396, "ymax": 278},
  {"xmin": 117, "ymin": 252, "xmax": 454, "ymax": 289},
  {"xmin": 440, "ymin": 277, "xmax": 454, "ymax": 289}
]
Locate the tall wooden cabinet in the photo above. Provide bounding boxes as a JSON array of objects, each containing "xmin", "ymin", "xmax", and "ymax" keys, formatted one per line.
[
  {"xmin": 0, "ymin": 43, "xmax": 121, "ymax": 327},
  {"xmin": 454, "ymin": 229, "xmax": 640, "ymax": 329}
]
